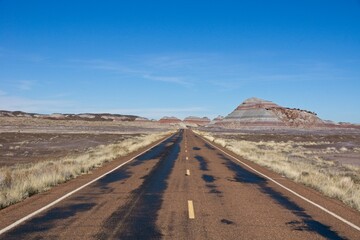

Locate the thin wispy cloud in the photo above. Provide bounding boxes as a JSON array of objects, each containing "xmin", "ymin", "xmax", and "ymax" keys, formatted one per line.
[
  {"xmin": 67, "ymin": 54, "xmax": 357, "ymax": 92},
  {"xmin": 0, "ymin": 48, "xmax": 47, "ymax": 63},
  {"xmin": 142, "ymin": 74, "xmax": 191, "ymax": 86},
  {"xmin": 207, "ymin": 57, "xmax": 358, "ymax": 91},
  {"xmin": 143, "ymin": 53, "xmax": 219, "ymax": 69},
  {"xmin": 17, "ymin": 80, "xmax": 35, "ymax": 91},
  {"xmin": 0, "ymin": 94, "xmax": 74, "ymax": 113},
  {"xmin": 68, "ymin": 58, "xmax": 193, "ymax": 87},
  {"xmin": 209, "ymin": 80, "xmax": 246, "ymax": 91},
  {"xmin": 69, "ymin": 59, "xmax": 140, "ymax": 75}
]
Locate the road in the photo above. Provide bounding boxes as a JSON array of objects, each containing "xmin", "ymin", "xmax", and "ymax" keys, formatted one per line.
[{"xmin": 1, "ymin": 129, "xmax": 360, "ymax": 239}]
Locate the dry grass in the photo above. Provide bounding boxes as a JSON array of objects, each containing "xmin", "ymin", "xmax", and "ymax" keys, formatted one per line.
[
  {"xmin": 0, "ymin": 131, "xmax": 174, "ymax": 209},
  {"xmin": 194, "ymin": 130, "xmax": 360, "ymax": 211}
]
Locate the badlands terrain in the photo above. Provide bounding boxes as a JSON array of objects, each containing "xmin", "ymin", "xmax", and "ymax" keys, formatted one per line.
[{"xmin": 0, "ymin": 98, "xmax": 360, "ymax": 239}]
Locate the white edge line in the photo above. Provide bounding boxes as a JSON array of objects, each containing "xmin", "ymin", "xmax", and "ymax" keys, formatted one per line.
[
  {"xmin": 197, "ymin": 133, "xmax": 360, "ymax": 232},
  {"xmin": 0, "ymin": 132, "xmax": 177, "ymax": 235}
]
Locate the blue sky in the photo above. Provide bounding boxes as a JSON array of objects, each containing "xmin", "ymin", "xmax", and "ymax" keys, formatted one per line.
[{"xmin": 0, "ymin": 1, "xmax": 359, "ymax": 122}]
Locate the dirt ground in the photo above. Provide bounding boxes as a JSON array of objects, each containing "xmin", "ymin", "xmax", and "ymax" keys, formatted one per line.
[
  {"xmin": 0, "ymin": 117, "xmax": 172, "ymax": 134},
  {"xmin": 0, "ymin": 133, "xmax": 141, "ymax": 167},
  {"xmin": 0, "ymin": 117, "xmax": 173, "ymax": 167}
]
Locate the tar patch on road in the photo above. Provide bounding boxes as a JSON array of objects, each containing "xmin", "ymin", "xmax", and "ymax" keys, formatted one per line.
[
  {"xmin": 195, "ymin": 155, "xmax": 209, "ymax": 171},
  {"xmin": 202, "ymin": 174, "xmax": 223, "ymax": 196},
  {"xmin": 96, "ymin": 132, "xmax": 182, "ymax": 239},
  {"xmin": 92, "ymin": 136, "xmax": 177, "ymax": 193},
  {"xmin": 218, "ymin": 153, "xmax": 347, "ymax": 240},
  {"xmin": 92, "ymin": 167, "xmax": 132, "ymax": 193},
  {"xmin": 204, "ymin": 143, "xmax": 216, "ymax": 150},
  {"xmin": 202, "ymin": 174, "xmax": 215, "ymax": 183},
  {"xmin": 206, "ymin": 183, "xmax": 222, "ymax": 195},
  {"xmin": 196, "ymin": 156, "xmax": 223, "ymax": 196},
  {"xmin": 286, "ymin": 220, "xmax": 308, "ymax": 231},
  {"xmin": 0, "ymin": 202, "xmax": 97, "ymax": 239},
  {"xmin": 221, "ymin": 219, "xmax": 235, "ymax": 225}
]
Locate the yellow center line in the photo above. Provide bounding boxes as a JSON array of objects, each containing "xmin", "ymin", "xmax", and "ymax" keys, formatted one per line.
[
  {"xmin": 186, "ymin": 157, "xmax": 189, "ymax": 160},
  {"xmin": 186, "ymin": 169, "xmax": 190, "ymax": 176},
  {"xmin": 188, "ymin": 200, "xmax": 195, "ymax": 219}
]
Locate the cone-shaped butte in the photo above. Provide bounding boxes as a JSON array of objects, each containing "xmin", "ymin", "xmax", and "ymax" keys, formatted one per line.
[
  {"xmin": 219, "ymin": 97, "xmax": 325, "ymax": 128},
  {"xmin": 225, "ymin": 97, "xmax": 283, "ymax": 125}
]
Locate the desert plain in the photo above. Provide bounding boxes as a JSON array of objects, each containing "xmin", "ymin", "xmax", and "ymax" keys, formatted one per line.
[{"xmin": 1, "ymin": 98, "xmax": 360, "ymax": 239}]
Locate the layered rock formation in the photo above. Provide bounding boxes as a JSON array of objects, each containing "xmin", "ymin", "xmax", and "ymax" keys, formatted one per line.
[
  {"xmin": 224, "ymin": 98, "xmax": 283, "ymax": 126},
  {"xmin": 213, "ymin": 115, "xmax": 224, "ymax": 121},
  {"xmin": 0, "ymin": 110, "xmax": 142, "ymax": 122},
  {"xmin": 216, "ymin": 97, "xmax": 326, "ymax": 129},
  {"xmin": 158, "ymin": 116, "xmax": 182, "ymax": 124},
  {"xmin": 183, "ymin": 116, "xmax": 210, "ymax": 126},
  {"xmin": 209, "ymin": 115, "xmax": 224, "ymax": 125}
]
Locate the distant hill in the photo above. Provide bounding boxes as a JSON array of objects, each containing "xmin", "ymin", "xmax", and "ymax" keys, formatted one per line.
[
  {"xmin": 210, "ymin": 97, "xmax": 359, "ymax": 130},
  {"xmin": 183, "ymin": 116, "xmax": 210, "ymax": 126},
  {"xmin": 158, "ymin": 116, "xmax": 210, "ymax": 126},
  {"xmin": 0, "ymin": 110, "xmax": 146, "ymax": 122}
]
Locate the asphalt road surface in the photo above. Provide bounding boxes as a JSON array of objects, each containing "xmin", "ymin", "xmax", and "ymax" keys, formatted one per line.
[{"xmin": 1, "ymin": 129, "xmax": 360, "ymax": 239}]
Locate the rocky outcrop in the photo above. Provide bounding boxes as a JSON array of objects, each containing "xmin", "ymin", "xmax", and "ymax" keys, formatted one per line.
[
  {"xmin": 209, "ymin": 115, "xmax": 224, "ymax": 125},
  {"xmin": 183, "ymin": 116, "xmax": 210, "ymax": 126},
  {"xmin": 270, "ymin": 107, "xmax": 323, "ymax": 127},
  {"xmin": 213, "ymin": 115, "xmax": 224, "ymax": 121},
  {"xmin": 158, "ymin": 116, "xmax": 182, "ymax": 124}
]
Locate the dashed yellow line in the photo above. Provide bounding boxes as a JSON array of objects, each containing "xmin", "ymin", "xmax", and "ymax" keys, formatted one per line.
[
  {"xmin": 188, "ymin": 200, "xmax": 195, "ymax": 219},
  {"xmin": 186, "ymin": 169, "xmax": 190, "ymax": 176}
]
